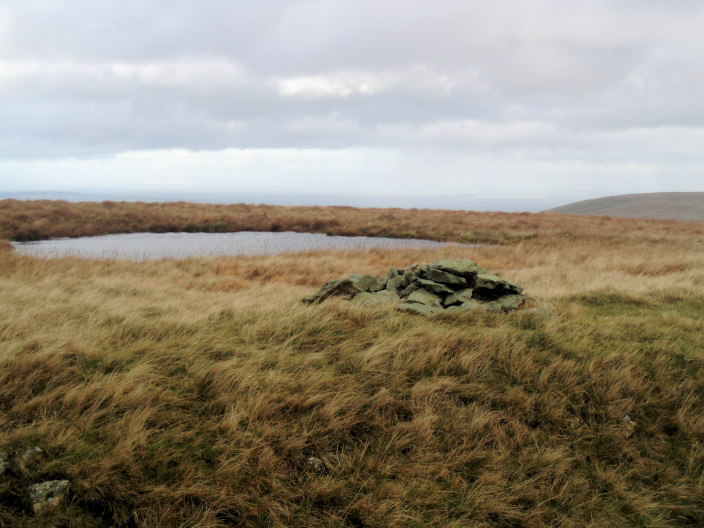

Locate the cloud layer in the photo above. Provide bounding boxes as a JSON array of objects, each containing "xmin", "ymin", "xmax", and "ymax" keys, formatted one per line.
[{"xmin": 2, "ymin": 1, "xmax": 703, "ymax": 206}]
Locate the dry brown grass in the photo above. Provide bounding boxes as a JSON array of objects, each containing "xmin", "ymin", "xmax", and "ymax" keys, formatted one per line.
[
  {"xmin": 3, "ymin": 198, "xmax": 704, "ymax": 246},
  {"xmin": 1, "ymin": 203, "xmax": 704, "ymax": 527}
]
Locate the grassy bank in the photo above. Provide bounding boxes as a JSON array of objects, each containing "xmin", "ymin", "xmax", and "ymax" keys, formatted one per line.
[
  {"xmin": 1, "ymin": 207, "xmax": 704, "ymax": 527},
  {"xmin": 3, "ymin": 199, "xmax": 704, "ymax": 245}
]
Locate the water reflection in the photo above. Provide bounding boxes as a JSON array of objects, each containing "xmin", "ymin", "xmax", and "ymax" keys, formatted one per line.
[{"xmin": 11, "ymin": 231, "xmax": 460, "ymax": 261}]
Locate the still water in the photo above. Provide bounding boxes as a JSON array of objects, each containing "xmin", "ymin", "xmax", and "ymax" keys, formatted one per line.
[{"xmin": 11, "ymin": 232, "xmax": 458, "ymax": 261}]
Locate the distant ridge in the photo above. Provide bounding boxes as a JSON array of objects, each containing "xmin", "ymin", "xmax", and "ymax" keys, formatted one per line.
[{"xmin": 547, "ymin": 192, "xmax": 704, "ymax": 222}]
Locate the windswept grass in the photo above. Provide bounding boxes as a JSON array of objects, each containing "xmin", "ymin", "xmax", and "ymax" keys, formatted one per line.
[{"xmin": 0, "ymin": 206, "xmax": 703, "ymax": 527}]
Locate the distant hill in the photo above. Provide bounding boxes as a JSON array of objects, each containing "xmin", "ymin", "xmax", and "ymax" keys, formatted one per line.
[{"xmin": 547, "ymin": 192, "xmax": 704, "ymax": 222}]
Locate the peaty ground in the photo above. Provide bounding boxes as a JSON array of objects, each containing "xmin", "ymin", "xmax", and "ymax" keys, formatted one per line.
[{"xmin": 0, "ymin": 208, "xmax": 703, "ymax": 527}]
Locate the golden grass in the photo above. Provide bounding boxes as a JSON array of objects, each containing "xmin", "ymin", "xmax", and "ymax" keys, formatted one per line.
[{"xmin": 1, "ymin": 203, "xmax": 704, "ymax": 526}]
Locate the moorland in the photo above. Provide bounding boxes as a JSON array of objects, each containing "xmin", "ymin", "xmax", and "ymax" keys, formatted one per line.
[
  {"xmin": 1, "ymin": 199, "xmax": 703, "ymax": 527},
  {"xmin": 548, "ymin": 192, "xmax": 704, "ymax": 222}
]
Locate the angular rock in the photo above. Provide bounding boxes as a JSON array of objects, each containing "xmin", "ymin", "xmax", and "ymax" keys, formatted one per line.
[
  {"xmin": 348, "ymin": 274, "xmax": 378, "ymax": 292},
  {"xmin": 306, "ymin": 456, "xmax": 325, "ymax": 472},
  {"xmin": 496, "ymin": 294, "xmax": 525, "ymax": 311},
  {"xmin": 621, "ymin": 415, "xmax": 637, "ymax": 439},
  {"xmin": 407, "ymin": 289, "xmax": 442, "ymax": 307},
  {"xmin": 445, "ymin": 299, "xmax": 480, "ymax": 313},
  {"xmin": 399, "ymin": 281, "xmax": 420, "ymax": 297},
  {"xmin": 302, "ymin": 278, "xmax": 360, "ymax": 304},
  {"xmin": 26, "ymin": 480, "xmax": 70, "ymax": 515},
  {"xmin": 398, "ymin": 302, "xmax": 441, "ymax": 316},
  {"xmin": 423, "ymin": 268, "xmax": 468, "ymax": 287},
  {"xmin": 416, "ymin": 278, "xmax": 454, "ymax": 295},
  {"xmin": 386, "ymin": 272, "xmax": 411, "ymax": 295},
  {"xmin": 444, "ymin": 289, "xmax": 474, "ymax": 306},
  {"xmin": 354, "ymin": 290, "xmax": 399, "ymax": 304},
  {"xmin": 429, "ymin": 258, "xmax": 485, "ymax": 279},
  {"xmin": 473, "ymin": 272, "xmax": 523, "ymax": 300}
]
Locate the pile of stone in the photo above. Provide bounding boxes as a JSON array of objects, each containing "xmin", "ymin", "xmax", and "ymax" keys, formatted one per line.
[
  {"xmin": 303, "ymin": 258, "xmax": 525, "ymax": 316},
  {"xmin": 0, "ymin": 447, "xmax": 70, "ymax": 515}
]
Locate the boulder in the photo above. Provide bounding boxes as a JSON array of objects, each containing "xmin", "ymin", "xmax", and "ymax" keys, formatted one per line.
[
  {"xmin": 302, "ymin": 278, "xmax": 360, "ymax": 304},
  {"xmin": 26, "ymin": 480, "xmax": 70, "ymax": 515},
  {"xmin": 444, "ymin": 288, "xmax": 474, "ymax": 307},
  {"xmin": 407, "ymin": 289, "xmax": 442, "ymax": 307}
]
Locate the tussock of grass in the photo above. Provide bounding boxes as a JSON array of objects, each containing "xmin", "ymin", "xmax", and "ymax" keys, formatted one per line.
[{"xmin": 1, "ymin": 208, "xmax": 704, "ymax": 526}]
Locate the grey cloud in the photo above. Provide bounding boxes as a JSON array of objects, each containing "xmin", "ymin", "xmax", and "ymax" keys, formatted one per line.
[{"xmin": 1, "ymin": 0, "xmax": 704, "ymax": 199}]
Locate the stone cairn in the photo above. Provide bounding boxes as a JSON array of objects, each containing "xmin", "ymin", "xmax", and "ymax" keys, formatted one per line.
[{"xmin": 303, "ymin": 258, "xmax": 525, "ymax": 316}]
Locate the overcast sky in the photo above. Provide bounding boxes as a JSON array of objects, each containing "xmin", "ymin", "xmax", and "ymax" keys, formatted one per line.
[{"xmin": 1, "ymin": 0, "xmax": 704, "ymax": 210}]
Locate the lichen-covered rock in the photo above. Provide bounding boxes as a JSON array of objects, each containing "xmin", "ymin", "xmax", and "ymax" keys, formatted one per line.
[
  {"xmin": 399, "ymin": 281, "xmax": 420, "ymax": 297},
  {"xmin": 445, "ymin": 300, "xmax": 480, "ymax": 312},
  {"xmin": 496, "ymin": 294, "xmax": 525, "ymax": 311},
  {"xmin": 302, "ymin": 278, "xmax": 360, "ymax": 304},
  {"xmin": 386, "ymin": 273, "xmax": 410, "ymax": 295},
  {"xmin": 473, "ymin": 272, "xmax": 523, "ymax": 299},
  {"xmin": 354, "ymin": 290, "xmax": 399, "ymax": 304},
  {"xmin": 423, "ymin": 267, "xmax": 468, "ymax": 287},
  {"xmin": 416, "ymin": 278, "xmax": 454, "ymax": 295},
  {"xmin": 26, "ymin": 480, "xmax": 70, "ymax": 514},
  {"xmin": 407, "ymin": 289, "xmax": 442, "ymax": 307},
  {"xmin": 0, "ymin": 452, "xmax": 8, "ymax": 476},
  {"xmin": 444, "ymin": 288, "xmax": 474, "ymax": 307},
  {"xmin": 349, "ymin": 274, "xmax": 386, "ymax": 292},
  {"xmin": 429, "ymin": 258, "xmax": 485, "ymax": 278},
  {"xmin": 398, "ymin": 302, "xmax": 441, "ymax": 316}
]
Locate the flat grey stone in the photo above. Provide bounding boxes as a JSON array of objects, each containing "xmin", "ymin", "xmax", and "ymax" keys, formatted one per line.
[
  {"xmin": 416, "ymin": 278, "xmax": 454, "ymax": 295},
  {"xmin": 407, "ymin": 289, "xmax": 442, "ymax": 306},
  {"xmin": 423, "ymin": 268, "xmax": 468, "ymax": 286},
  {"xmin": 429, "ymin": 258, "xmax": 485, "ymax": 278}
]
